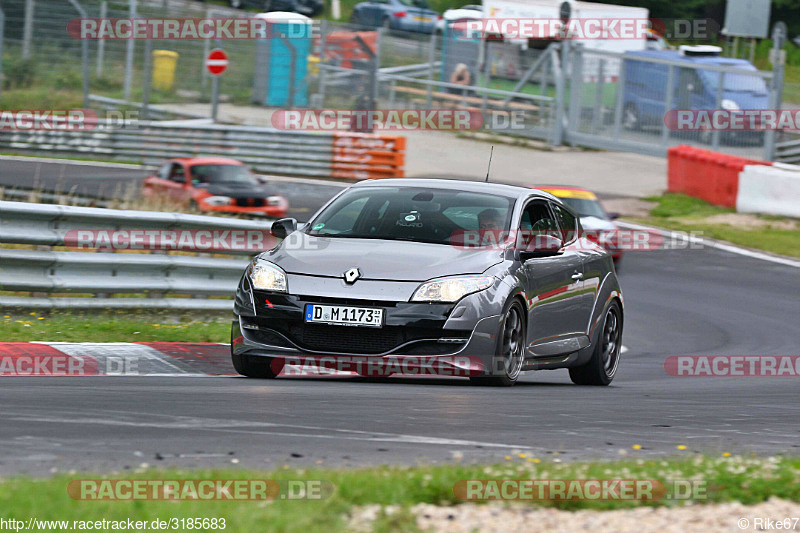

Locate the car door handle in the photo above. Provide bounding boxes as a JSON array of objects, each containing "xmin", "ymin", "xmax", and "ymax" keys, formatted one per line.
[{"xmin": 571, "ymin": 272, "xmax": 583, "ymax": 280}]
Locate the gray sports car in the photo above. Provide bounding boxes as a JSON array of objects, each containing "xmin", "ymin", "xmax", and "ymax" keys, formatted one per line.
[{"xmin": 231, "ymin": 179, "xmax": 623, "ymax": 386}]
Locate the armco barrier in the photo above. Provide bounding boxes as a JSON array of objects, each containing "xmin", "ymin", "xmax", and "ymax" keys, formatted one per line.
[
  {"xmin": 0, "ymin": 122, "xmax": 405, "ymax": 181},
  {"xmin": 0, "ymin": 200, "xmax": 268, "ymax": 310},
  {"xmin": 667, "ymin": 146, "xmax": 772, "ymax": 208},
  {"xmin": 737, "ymin": 164, "xmax": 800, "ymax": 218}
]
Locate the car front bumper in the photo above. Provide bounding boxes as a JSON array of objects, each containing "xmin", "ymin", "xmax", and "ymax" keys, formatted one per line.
[{"xmin": 231, "ymin": 275, "xmax": 504, "ymax": 376}]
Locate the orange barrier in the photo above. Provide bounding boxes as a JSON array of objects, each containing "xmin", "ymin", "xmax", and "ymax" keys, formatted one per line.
[
  {"xmin": 323, "ymin": 31, "xmax": 377, "ymax": 69},
  {"xmin": 667, "ymin": 145, "xmax": 772, "ymax": 208},
  {"xmin": 331, "ymin": 133, "xmax": 406, "ymax": 180}
]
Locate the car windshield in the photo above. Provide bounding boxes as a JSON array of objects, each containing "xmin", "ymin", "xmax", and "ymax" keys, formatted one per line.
[
  {"xmin": 558, "ymin": 197, "xmax": 608, "ymax": 219},
  {"xmin": 189, "ymin": 164, "xmax": 257, "ymax": 185},
  {"xmin": 307, "ymin": 186, "xmax": 515, "ymax": 245},
  {"xmin": 398, "ymin": 0, "xmax": 431, "ymax": 9},
  {"xmin": 699, "ymin": 69, "xmax": 768, "ymax": 94}
]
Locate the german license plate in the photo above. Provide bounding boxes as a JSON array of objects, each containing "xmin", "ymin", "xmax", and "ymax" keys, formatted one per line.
[{"xmin": 304, "ymin": 304, "xmax": 383, "ymax": 328}]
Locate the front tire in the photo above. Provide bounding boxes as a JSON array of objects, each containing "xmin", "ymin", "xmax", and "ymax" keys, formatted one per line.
[
  {"xmin": 232, "ymin": 351, "xmax": 281, "ymax": 379},
  {"xmin": 569, "ymin": 300, "xmax": 622, "ymax": 386},
  {"xmin": 470, "ymin": 300, "xmax": 526, "ymax": 387}
]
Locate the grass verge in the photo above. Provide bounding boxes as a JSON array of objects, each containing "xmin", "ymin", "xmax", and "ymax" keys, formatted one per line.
[
  {"xmin": 1, "ymin": 456, "xmax": 798, "ymax": 532},
  {"xmin": 0, "ymin": 314, "xmax": 230, "ymax": 343},
  {"xmin": 627, "ymin": 193, "xmax": 800, "ymax": 259}
]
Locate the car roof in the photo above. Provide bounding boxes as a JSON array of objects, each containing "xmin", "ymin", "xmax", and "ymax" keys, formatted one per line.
[
  {"xmin": 626, "ymin": 50, "xmax": 755, "ymax": 68},
  {"xmin": 350, "ymin": 178, "xmax": 558, "ymax": 201},
  {"xmin": 171, "ymin": 157, "xmax": 244, "ymax": 166}
]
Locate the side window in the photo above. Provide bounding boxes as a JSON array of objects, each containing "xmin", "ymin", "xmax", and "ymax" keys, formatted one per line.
[
  {"xmin": 519, "ymin": 200, "xmax": 559, "ymax": 246},
  {"xmin": 168, "ymin": 164, "xmax": 186, "ymax": 183},
  {"xmin": 157, "ymin": 163, "xmax": 171, "ymax": 179},
  {"xmin": 552, "ymin": 203, "xmax": 578, "ymax": 243}
]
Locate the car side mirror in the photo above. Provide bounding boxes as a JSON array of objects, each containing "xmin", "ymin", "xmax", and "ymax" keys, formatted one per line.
[
  {"xmin": 519, "ymin": 234, "xmax": 563, "ymax": 261},
  {"xmin": 607, "ymin": 212, "xmax": 620, "ymax": 220},
  {"xmin": 271, "ymin": 218, "xmax": 298, "ymax": 240}
]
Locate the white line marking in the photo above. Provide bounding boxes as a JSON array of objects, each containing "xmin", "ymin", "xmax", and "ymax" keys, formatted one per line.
[
  {"xmin": 8, "ymin": 411, "xmax": 529, "ymax": 449},
  {"xmin": 617, "ymin": 220, "xmax": 800, "ymax": 268},
  {"xmin": 621, "ymin": 345, "xmax": 629, "ymax": 354}
]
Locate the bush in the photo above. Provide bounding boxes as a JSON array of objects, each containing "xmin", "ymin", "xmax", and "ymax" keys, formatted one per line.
[{"xmin": 1, "ymin": 56, "xmax": 37, "ymax": 89}]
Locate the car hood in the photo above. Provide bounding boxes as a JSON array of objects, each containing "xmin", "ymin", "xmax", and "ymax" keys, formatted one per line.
[
  {"xmin": 200, "ymin": 182, "xmax": 275, "ymax": 198},
  {"xmin": 263, "ymin": 232, "xmax": 503, "ymax": 282}
]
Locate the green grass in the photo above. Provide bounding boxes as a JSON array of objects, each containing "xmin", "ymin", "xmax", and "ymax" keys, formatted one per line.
[
  {"xmin": 0, "ymin": 314, "xmax": 231, "ymax": 343},
  {"xmin": 628, "ymin": 193, "xmax": 800, "ymax": 259},
  {"xmin": 1, "ymin": 455, "xmax": 799, "ymax": 532}
]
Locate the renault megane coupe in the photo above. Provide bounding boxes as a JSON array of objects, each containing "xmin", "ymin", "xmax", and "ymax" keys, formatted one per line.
[{"xmin": 231, "ymin": 179, "xmax": 623, "ymax": 386}]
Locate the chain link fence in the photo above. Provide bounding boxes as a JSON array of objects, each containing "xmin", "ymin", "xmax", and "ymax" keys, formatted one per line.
[{"xmin": 0, "ymin": 2, "xmax": 790, "ymax": 161}]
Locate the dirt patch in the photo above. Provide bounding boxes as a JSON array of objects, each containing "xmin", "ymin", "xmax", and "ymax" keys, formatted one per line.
[
  {"xmin": 679, "ymin": 213, "xmax": 799, "ymax": 230},
  {"xmin": 601, "ymin": 197, "xmax": 658, "ymax": 218},
  {"xmin": 350, "ymin": 498, "xmax": 800, "ymax": 532}
]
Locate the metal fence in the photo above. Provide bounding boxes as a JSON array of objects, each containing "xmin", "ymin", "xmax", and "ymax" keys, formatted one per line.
[
  {"xmin": 0, "ymin": 199, "xmax": 268, "ymax": 310},
  {"xmin": 562, "ymin": 44, "xmax": 778, "ymax": 161},
  {"xmin": 0, "ymin": 2, "xmax": 791, "ymax": 161},
  {"xmin": 0, "ymin": 121, "xmax": 406, "ymax": 179}
]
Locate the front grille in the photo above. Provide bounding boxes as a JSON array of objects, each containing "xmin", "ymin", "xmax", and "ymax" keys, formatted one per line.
[
  {"xmin": 235, "ymin": 198, "xmax": 265, "ymax": 207},
  {"xmin": 289, "ymin": 324, "xmax": 404, "ymax": 354}
]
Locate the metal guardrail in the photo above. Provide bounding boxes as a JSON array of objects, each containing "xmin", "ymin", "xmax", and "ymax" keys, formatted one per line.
[
  {"xmin": 0, "ymin": 201, "xmax": 271, "ymax": 310},
  {"xmin": 776, "ymin": 138, "xmax": 800, "ymax": 164},
  {"xmin": 0, "ymin": 122, "xmax": 406, "ymax": 180}
]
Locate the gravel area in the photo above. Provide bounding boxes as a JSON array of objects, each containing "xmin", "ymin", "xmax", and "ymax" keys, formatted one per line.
[{"xmin": 350, "ymin": 498, "xmax": 800, "ymax": 532}]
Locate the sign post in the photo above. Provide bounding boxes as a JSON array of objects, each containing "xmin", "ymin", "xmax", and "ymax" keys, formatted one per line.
[{"xmin": 205, "ymin": 48, "xmax": 229, "ymax": 122}]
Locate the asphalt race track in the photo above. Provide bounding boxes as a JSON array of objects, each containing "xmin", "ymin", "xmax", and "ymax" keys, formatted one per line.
[
  {"xmin": 0, "ymin": 157, "xmax": 343, "ymax": 221},
  {"xmin": 2, "ymin": 227, "xmax": 799, "ymax": 475}
]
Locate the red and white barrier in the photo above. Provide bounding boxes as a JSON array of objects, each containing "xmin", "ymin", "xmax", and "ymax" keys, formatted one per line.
[
  {"xmin": 737, "ymin": 163, "xmax": 800, "ymax": 218},
  {"xmin": 667, "ymin": 146, "xmax": 800, "ymax": 217}
]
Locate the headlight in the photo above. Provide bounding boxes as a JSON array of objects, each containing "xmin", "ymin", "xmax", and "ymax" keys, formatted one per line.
[
  {"xmin": 721, "ymin": 99, "xmax": 740, "ymax": 111},
  {"xmin": 249, "ymin": 259, "xmax": 287, "ymax": 293},
  {"xmin": 204, "ymin": 196, "xmax": 233, "ymax": 206},
  {"xmin": 267, "ymin": 196, "xmax": 284, "ymax": 206},
  {"xmin": 411, "ymin": 275, "xmax": 494, "ymax": 303}
]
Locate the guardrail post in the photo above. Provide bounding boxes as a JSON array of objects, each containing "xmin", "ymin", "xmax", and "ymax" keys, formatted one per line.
[
  {"xmin": 142, "ymin": 38, "xmax": 153, "ymax": 121},
  {"xmin": 425, "ymin": 30, "xmax": 437, "ymax": 108},
  {"xmin": 567, "ymin": 43, "xmax": 583, "ymax": 139},
  {"xmin": 96, "ymin": 1, "xmax": 107, "ymax": 77},
  {"xmin": 612, "ymin": 55, "xmax": 626, "ymax": 140},
  {"xmin": 67, "ymin": 0, "xmax": 90, "ymax": 110},
  {"xmin": 661, "ymin": 65, "xmax": 675, "ymax": 146},
  {"xmin": 591, "ymin": 59, "xmax": 605, "ymax": 134},
  {"xmin": 551, "ymin": 43, "xmax": 565, "ymax": 146},
  {"xmin": 22, "ymin": 0, "xmax": 34, "ymax": 59},
  {"xmin": 0, "ymin": 6, "xmax": 4, "ymax": 103},
  {"xmin": 711, "ymin": 71, "xmax": 723, "ymax": 151},
  {"xmin": 765, "ymin": 25, "xmax": 786, "ymax": 161},
  {"xmin": 123, "ymin": 0, "xmax": 136, "ymax": 101}
]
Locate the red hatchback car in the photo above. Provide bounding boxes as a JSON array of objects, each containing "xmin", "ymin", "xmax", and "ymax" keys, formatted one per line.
[{"xmin": 143, "ymin": 157, "xmax": 289, "ymax": 217}]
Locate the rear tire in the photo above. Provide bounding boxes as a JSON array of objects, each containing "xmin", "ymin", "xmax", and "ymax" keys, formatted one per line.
[
  {"xmin": 569, "ymin": 301, "xmax": 622, "ymax": 386},
  {"xmin": 470, "ymin": 300, "xmax": 526, "ymax": 387},
  {"xmin": 232, "ymin": 351, "xmax": 280, "ymax": 379}
]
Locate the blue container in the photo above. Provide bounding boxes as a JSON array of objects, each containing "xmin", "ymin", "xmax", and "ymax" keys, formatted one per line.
[{"xmin": 252, "ymin": 13, "xmax": 312, "ymax": 107}]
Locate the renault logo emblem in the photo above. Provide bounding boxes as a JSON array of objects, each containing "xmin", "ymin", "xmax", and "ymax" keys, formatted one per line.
[{"xmin": 344, "ymin": 267, "xmax": 361, "ymax": 284}]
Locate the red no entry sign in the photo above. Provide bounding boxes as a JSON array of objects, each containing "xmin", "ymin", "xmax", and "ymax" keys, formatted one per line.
[{"xmin": 205, "ymin": 48, "xmax": 229, "ymax": 76}]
